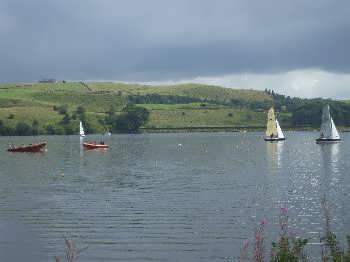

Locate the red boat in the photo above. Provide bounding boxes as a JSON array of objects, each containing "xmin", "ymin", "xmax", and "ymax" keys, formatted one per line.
[
  {"xmin": 83, "ymin": 142, "xmax": 109, "ymax": 150},
  {"xmin": 7, "ymin": 142, "xmax": 47, "ymax": 153}
]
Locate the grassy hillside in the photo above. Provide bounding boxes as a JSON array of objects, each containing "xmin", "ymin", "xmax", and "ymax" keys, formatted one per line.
[
  {"xmin": 141, "ymin": 103, "xmax": 266, "ymax": 129},
  {"xmin": 0, "ymin": 82, "xmax": 273, "ymax": 134},
  {"xmin": 87, "ymin": 82, "xmax": 271, "ymax": 104}
]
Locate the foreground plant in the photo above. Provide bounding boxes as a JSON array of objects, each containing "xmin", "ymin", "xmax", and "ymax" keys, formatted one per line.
[
  {"xmin": 254, "ymin": 220, "xmax": 267, "ymax": 262},
  {"xmin": 55, "ymin": 238, "xmax": 88, "ymax": 262},
  {"xmin": 240, "ymin": 208, "xmax": 308, "ymax": 262},
  {"xmin": 54, "ymin": 238, "xmax": 76, "ymax": 262},
  {"xmin": 239, "ymin": 239, "xmax": 250, "ymax": 262},
  {"xmin": 269, "ymin": 207, "xmax": 308, "ymax": 262},
  {"xmin": 320, "ymin": 198, "xmax": 350, "ymax": 262}
]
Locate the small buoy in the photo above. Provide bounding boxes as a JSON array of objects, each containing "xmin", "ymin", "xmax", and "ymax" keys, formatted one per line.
[{"xmin": 60, "ymin": 173, "xmax": 64, "ymax": 177}]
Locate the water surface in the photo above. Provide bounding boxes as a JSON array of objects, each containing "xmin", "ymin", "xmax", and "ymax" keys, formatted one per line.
[{"xmin": 0, "ymin": 132, "xmax": 349, "ymax": 261}]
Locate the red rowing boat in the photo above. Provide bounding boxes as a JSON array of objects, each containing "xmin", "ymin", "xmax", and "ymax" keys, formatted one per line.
[
  {"xmin": 7, "ymin": 142, "xmax": 47, "ymax": 153},
  {"xmin": 83, "ymin": 142, "xmax": 109, "ymax": 149}
]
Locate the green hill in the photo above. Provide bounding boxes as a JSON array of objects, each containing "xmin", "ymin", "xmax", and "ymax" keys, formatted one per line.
[{"xmin": 0, "ymin": 82, "xmax": 273, "ymax": 134}]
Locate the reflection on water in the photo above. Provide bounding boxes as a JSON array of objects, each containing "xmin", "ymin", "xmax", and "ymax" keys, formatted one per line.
[
  {"xmin": 266, "ymin": 141, "xmax": 284, "ymax": 171},
  {"xmin": 0, "ymin": 133, "xmax": 349, "ymax": 261},
  {"xmin": 322, "ymin": 142, "xmax": 340, "ymax": 174},
  {"xmin": 319, "ymin": 143, "xmax": 341, "ymax": 205}
]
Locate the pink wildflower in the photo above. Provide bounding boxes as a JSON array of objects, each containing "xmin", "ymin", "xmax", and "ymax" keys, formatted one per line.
[
  {"xmin": 243, "ymin": 239, "xmax": 249, "ymax": 248},
  {"xmin": 239, "ymin": 240, "xmax": 250, "ymax": 262},
  {"xmin": 254, "ymin": 222, "xmax": 265, "ymax": 262},
  {"xmin": 260, "ymin": 218, "xmax": 268, "ymax": 226},
  {"xmin": 256, "ymin": 231, "xmax": 263, "ymax": 241},
  {"xmin": 271, "ymin": 250, "xmax": 277, "ymax": 258},
  {"xmin": 280, "ymin": 207, "xmax": 288, "ymax": 215}
]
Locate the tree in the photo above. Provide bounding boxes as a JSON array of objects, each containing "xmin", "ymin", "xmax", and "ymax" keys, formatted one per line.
[
  {"xmin": 109, "ymin": 105, "xmax": 150, "ymax": 133},
  {"xmin": 61, "ymin": 113, "xmax": 71, "ymax": 125},
  {"xmin": 76, "ymin": 105, "xmax": 86, "ymax": 115},
  {"xmin": 55, "ymin": 105, "xmax": 68, "ymax": 115},
  {"xmin": 15, "ymin": 122, "xmax": 32, "ymax": 136},
  {"xmin": 45, "ymin": 124, "xmax": 56, "ymax": 135},
  {"xmin": 32, "ymin": 119, "xmax": 39, "ymax": 135},
  {"xmin": 0, "ymin": 120, "xmax": 15, "ymax": 135},
  {"xmin": 75, "ymin": 105, "xmax": 87, "ymax": 122}
]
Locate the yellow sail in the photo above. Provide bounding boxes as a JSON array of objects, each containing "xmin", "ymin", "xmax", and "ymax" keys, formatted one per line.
[{"xmin": 265, "ymin": 107, "xmax": 278, "ymax": 137}]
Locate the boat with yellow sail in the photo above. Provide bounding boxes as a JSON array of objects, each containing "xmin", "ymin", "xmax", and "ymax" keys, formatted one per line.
[{"xmin": 264, "ymin": 107, "xmax": 285, "ymax": 142}]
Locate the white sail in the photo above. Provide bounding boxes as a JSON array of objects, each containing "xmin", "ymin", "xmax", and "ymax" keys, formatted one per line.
[
  {"xmin": 276, "ymin": 120, "xmax": 285, "ymax": 139},
  {"xmin": 265, "ymin": 107, "xmax": 278, "ymax": 138},
  {"xmin": 319, "ymin": 105, "xmax": 340, "ymax": 140},
  {"xmin": 330, "ymin": 118, "xmax": 340, "ymax": 139},
  {"xmin": 319, "ymin": 105, "xmax": 332, "ymax": 138},
  {"xmin": 79, "ymin": 121, "xmax": 85, "ymax": 137}
]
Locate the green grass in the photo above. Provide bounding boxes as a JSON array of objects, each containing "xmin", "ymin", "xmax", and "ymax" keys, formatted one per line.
[
  {"xmin": 143, "ymin": 105, "xmax": 266, "ymax": 128},
  {"xmin": 0, "ymin": 82, "xmax": 272, "ymax": 132},
  {"xmin": 0, "ymin": 106, "xmax": 62, "ymax": 131},
  {"xmin": 88, "ymin": 82, "xmax": 272, "ymax": 104}
]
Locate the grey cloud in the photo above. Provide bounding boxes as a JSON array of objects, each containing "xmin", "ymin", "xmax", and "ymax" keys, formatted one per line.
[{"xmin": 0, "ymin": 0, "xmax": 350, "ymax": 83}]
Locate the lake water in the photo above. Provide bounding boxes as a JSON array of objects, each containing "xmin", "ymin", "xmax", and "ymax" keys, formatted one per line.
[{"xmin": 0, "ymin": 132, "xmax": 349, "ymax": 261}]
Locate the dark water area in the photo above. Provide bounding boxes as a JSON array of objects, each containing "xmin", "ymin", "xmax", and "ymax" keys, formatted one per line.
[{"xmin": 0, "ymin": 132, "xmax": 349, "ymax": 261}]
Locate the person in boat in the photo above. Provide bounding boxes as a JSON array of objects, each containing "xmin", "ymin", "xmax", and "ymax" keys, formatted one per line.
[{"xmin": 320, "ymin": 132, "xmax": 324, "ymax": 138}]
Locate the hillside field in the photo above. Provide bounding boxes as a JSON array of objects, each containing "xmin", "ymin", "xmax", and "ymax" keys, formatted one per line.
[{"xmin": 0, "ymin": 81, "xmax": 275, "ymax": 134}]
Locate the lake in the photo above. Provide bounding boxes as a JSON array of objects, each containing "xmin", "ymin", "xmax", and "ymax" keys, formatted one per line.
[{"xmin": 0, "ymin": 132, "xmax": 349, "ymax": 261}]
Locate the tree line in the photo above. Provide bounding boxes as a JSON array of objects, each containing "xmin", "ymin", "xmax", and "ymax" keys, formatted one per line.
[
  {"xmin": 265, "ymin": 89, "xmax": 350, "ymax": 126},
  {"xmin": 1, "ymin": 90, "xmax": 350, "ymax": 136},
  {"xmin": 127, "ymin": 94, "xmax": 273, "ymax": 111},
  {"xmin": 0, "ymin": 104, "xmax": 150, "ymax": 136}
]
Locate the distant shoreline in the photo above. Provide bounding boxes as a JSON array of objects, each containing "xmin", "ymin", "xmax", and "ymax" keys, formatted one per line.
[
  {"xmin": 140, "ymin": 126, "xmax": 350, "ymax": 133},
  {"xmin": 1, "ymin": 128, "xmax": 350, "ymax": 136}
]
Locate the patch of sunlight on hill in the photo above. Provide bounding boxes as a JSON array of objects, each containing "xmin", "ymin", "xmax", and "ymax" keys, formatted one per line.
[
  {"xmin": 89, "ymin": 82, "xmax": 272, "ymax": 103},
  {"xmin": 145, "ymin": 107, "xmax": 266, "ymax": 128}
]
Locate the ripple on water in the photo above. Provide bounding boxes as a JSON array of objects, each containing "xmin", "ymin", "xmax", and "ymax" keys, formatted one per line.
[{"xmin": 0, "ymin": 132, "xmax": 350, "ymax": 261}]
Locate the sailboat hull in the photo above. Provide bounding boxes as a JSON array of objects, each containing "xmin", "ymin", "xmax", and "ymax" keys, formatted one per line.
[
  {"xmin": 316, "ymin": 138, "xmax": 341, "ymax": 143},
  {"xmin": 264, "ymin": 137, "xmax": 285, "ymax": 142}
]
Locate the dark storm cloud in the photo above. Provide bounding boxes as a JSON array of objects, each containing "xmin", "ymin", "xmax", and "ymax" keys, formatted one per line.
[{"xmin": 0, "ymin": 0, "xmax": 349, "ymax": 82}]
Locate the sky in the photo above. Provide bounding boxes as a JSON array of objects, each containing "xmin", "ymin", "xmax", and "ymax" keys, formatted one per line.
[{"xmin": 0, "ymin": 0, "xmax": 349, "ymax": 98}]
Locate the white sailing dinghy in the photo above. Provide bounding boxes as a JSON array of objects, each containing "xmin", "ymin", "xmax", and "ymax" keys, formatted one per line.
[
  {"xmin": 264, "ymin": 107, "xmax": 285, "ymax": 141},
  {"xmin": 316, "ymin": 105, "xmax": 340, "ymax": 143},
  {"xmin": 79, "ymin": 121, "xmax": 85, "ymax": 137}
]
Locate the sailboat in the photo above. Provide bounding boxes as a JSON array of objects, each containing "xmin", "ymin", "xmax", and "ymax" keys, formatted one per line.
[
  {"xmin": 79, "ymin": 121, "xmax": 85, "ymax": 137},
  {"xmin": 316, "ymin": 105, "xmax": 340, "ymax": 143},
  {"xmin": 264, "ymin": 107, "xmax": 285, "ymax": 141}
]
